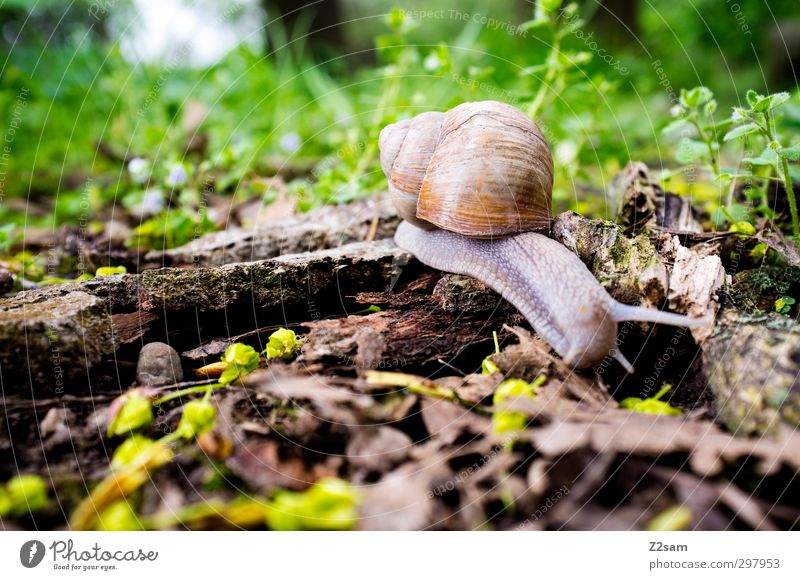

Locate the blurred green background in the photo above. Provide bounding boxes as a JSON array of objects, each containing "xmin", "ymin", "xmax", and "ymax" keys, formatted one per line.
[{"xmin": 0, "ymin": 0, "xmax": 798, "ymax": 246}]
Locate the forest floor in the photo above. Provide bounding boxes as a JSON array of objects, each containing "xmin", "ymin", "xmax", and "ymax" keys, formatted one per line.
[{"xmin": 1, "ymin": 163, "xmax": 799, "ymax": 531}]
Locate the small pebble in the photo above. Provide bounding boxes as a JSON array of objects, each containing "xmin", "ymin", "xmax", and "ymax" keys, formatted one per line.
[{"xmin": 136, "ymin": 342, "xmax": 183, "ymax": 386}]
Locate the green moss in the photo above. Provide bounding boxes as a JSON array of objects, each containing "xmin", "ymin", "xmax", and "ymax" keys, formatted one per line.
[
  {"xmin": 728, "ymin": 266, "xmax": 800, "ymax": 314},
  {"xmin": 607, "ymin": 236, "xmax": 631, "ymax": 266}
]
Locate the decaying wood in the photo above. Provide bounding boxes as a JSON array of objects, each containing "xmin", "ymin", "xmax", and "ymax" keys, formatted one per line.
[
  {"xmin": 0, "ymin": 240, "xmax": 411, "ymax": 390},
  {"xmin": 552, "ymin": 211, "xmax": 670, "ymax": 307},
  {"xmin": 0, "ymin": 291, "xmax": 116, "ymax": 387},
  {"xmin": 147, "ymin": 194, "xmax": 400, "ymax": 267},
  {"xmin": 610, "ymin": 161, "xmax": 664, "ymax": 232},
  {"xmin": 111, "ymin": 310, "xmax": 159, "ymax": 344},
  {"xmin": 298, "ymin": 307, "xmax": 511, "ymax": 374},
  {"xmin": 610, "ymin": 161, "xmax": 703, "ymax": 234},
  {"xmin": 702, "ymin": 309, "xmax": 800, "ymax": 435},
  {"xmin": 553, "ymin": 208, "xmax": 722, "ymax": 334},
  {"xmin": 755, "ymin": 219, "xmax": 800, "ymax": 268},
  {"xmin": 664, "ymin": 235, "xmax": 726, "ymax": 343}
]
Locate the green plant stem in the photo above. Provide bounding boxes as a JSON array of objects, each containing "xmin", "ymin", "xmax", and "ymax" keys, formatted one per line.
[
  {"xmin": 763, "ymin": 110, "xmax": 774, "ymax": 138},
  {"xmin": 156, "ymin": 383, "xmax": 224, "ymax": 406},
  {"xmin": 158, "ymin": 431, "xmax": 183, "ymax": 445},
  {"xmin": 779, "ymin": 156, "xmax": 800, "ymax": 240},
  {"xmin": 689, "ymin": 118, "xmax": 719, "ymax": 176},
  {"xmin": 527, "ymin": 20, "xmax": 562, "ymax": 120},
  {"xmin": 757, "ymin": 167, "xmax": 771, "ymax": 210},
  {"xmin": 762, "ymin": 110, "xmax": 799, "ymax": 240},
  {"xmin": 346, "ymin": 66, "xmax": 401, "ymax": 192}
]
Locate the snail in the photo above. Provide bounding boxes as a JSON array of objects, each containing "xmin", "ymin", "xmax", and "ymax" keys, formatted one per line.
[{"xmin": 379, "ymin": 100, "xmax": 709, "ymax": 373}]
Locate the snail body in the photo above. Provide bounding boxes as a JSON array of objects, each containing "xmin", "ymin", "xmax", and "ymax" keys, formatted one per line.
[{"xmin": 381, "ymin": 101, "xmax": 708, "ymax": 372}]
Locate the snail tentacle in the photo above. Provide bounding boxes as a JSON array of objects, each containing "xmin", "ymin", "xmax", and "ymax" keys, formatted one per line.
[{"xmin": 609, "ymin": 302, "xmax": 711, "ymax": 328}]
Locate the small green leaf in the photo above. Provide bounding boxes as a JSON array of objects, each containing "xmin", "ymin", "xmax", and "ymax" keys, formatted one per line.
[
  {"xmin": 264, "ymin": 478, "xmax": 358, "ymax": 531},
  {"xmin": 482, "ymin": 357, "xmax": 500, "ymax": 375},
  {"xmin": 491, "ymin": 376, "xmax": 546, "ymax": 434},
  {"xmin": 95, "ymin": 265, "xmax": 127, "ymax": 277},
  {"xmin": 111, "ymin": 435, "xmax": 157, "ymax": 469},
  {"xmin": 778, "ymin": 144, "xmax": 800, "ymax": 162},
  {"xmin": 220, "ymin": 343, "xmax": 260, "ymax": 384},
  {"xmin": 680, "ymin": 86, "xmax": 712, "ymax": 108},
  {"xmin": 619, "ymin": 385, "xmax": 682, "ymax": 416},
  {"xmin": 678, "ymin": 88, "xmax": 691, "ymax": 108},
  {"xmin": 493, "ymin": 377, "xmax": 543, "ymax": 405},
  {"xmin": 661, "ymin": 119, "xmax": 690, "ymax": 134},
  {"xmin": 264, "ymin": 328, "xmax": 302, "ymax": 360},
  {"xmin": 753, "ymin": 91, "xmax": 790, "ymax": 112},
  {"xmin": 743, "ymin": 147, "xmax": 780, "ymax": 167},
  {"xmin": 723, "ymin": 123, "xmax": 761, "ymax": 142},
  {"xmin": 728, "ymin": 220, "xmax": 756, "ymax": 238},
  {"xmin": 107, "ymin": 393, "xmax": 154, "ymax": 437},
  {"xmin": 768, "ymin": 91, "xmax": 791, "ymax": 109},
  {"xmin": 3, "ymin": 475, "xmax": 49, "ymax": 517},
  {"xmin": 775, "ymin": 296, "xmax": 796, "ymax": 315},
  {"xmin": 647, "ymin": 505, "xmax": 692, "ymax": 531},
  {"xmin": 385, "ymin": 7, "xmax": 406, "ymax": 31},
  {"xmin": 749, "ymin": 243, "xmax": 768, "ymax": 261},
  {"xmin": 745, "ymin": 89, "xmax": 760, "ymax": 108},
  {"xmin": 176, "ymin": 400, "xmax": 217, "ymax": 439},
  {"xmin": 96, "ymin": 501, "xmax": 144, "ymax": 531},
  {"xmin": 482, "ymin": 331, "xmax": 501, "ymax": 375},
  {"xmin": 492, "ymin": 411, "xmax": 528, "ymax": 435},
  {"xmin": 224, "ymin": 343, "xmax": 259, "ymax": 367},
  {"xmin": 540, "ymin": 0, "xmax": 562, "ymax": 13}
]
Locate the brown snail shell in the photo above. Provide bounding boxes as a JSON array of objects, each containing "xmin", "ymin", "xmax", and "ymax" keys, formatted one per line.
[{"xmin": 379, "ymin": 100, "xmax": 553, "ymax": 238}]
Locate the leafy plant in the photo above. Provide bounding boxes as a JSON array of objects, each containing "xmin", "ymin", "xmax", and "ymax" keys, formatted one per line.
[
  {"xmin": 481, "ymin": 331, "xmax": 501, "ymax": 375},
  {"xmin": 619, "ymin": 385, "xmax": 682, "ymax": 416},
  {"xmin": 264, "ymin": 478, "xmax": 358, "ymax": 531},
  {"xmin": 175, "ymin": 400, "xmax": 217, "ymax": 440},
  {"xmin": 523, "ymin": 0, "xmax": 583, "ymax": 119},
  {"xmin": 107, "ymin": 390, "xmax": 155, "ymax": 437},
  {"xmin": 219, "ymin": 342, "xmax": 261, "ymax": 385},
  {"xmin": 775, "ymin": 296, "xmax": 796, "ymax": 315},
  {"xmin": 264, "ymin": 328, "xmax": 302, "ymax": 360},
  {"xmin": 723, "ymin": 90, "xmax": 800, "ymax": 239},
  {"xmin": 665, "ymin": 86, "xmax": 723, "ymax": 176},
  {"xmin": 0, "ymin": 224, "xmax": 20, "ymax": 255},
  {"xmin": 0, "ymin": 474, "xmax": 49, "ymax": 518},
  {"xmin": 492, "ymin": 375, "xmax": 546, "ymax": 435}
]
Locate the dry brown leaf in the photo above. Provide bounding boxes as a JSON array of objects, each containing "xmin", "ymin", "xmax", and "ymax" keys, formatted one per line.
[
  {"xmin": 523, "ymin": 414, "xmax": 800, "ymax": 477},
  {"xmin": 226, "ymin": 438, "xmax": 337, "ymax": 492}
]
